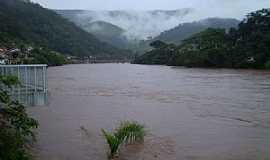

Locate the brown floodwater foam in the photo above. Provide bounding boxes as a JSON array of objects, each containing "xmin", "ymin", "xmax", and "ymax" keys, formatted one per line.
[{"xmin": 29, "ymin": 63, "xmax": 270, "ymax": 160}]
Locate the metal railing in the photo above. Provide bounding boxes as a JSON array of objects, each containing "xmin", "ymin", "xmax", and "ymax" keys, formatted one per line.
[{"xmin": 0, "ymin": 64, "xmax": 48, "ymax": 106}]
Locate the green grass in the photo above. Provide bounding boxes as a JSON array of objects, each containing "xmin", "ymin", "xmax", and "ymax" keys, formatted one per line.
[{"xmin": 102, "ymin": 121, "xmax": 146, "ymax": 159}]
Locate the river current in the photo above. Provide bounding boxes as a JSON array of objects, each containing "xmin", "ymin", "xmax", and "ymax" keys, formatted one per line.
[{"xmin": 29, "ymin": 63, "xmax": 270, "ymax": 160}]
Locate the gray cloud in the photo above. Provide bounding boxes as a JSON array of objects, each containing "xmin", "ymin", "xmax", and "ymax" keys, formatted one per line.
[
  {"xmin": 31, "ymin": 0, "xmax": 270, "ymax": 20},
  {"xmin": 31, "ymin": 0, "xmax": 270, "ymax": 40},
  {"xmin": 77, "ymin": 9, "xmax": 194, "ymax": 40}
]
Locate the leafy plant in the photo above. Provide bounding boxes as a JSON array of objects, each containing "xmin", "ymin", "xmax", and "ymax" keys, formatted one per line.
[
  {"xmin": 102, "ymin": 130, "xmax": 122, "ymax": 158},
  {"xmin": 102, "ymin": 121, "xmax": 146, "ymax": 159},
  {"xmin": 0, "ymin": 75, "xmax": 38, "ymax": 160}
]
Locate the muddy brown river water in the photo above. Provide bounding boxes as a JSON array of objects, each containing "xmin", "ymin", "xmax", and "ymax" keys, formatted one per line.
[{"xmin": 29, "ymin": 63, "xmax": 270, "ymax": 160}]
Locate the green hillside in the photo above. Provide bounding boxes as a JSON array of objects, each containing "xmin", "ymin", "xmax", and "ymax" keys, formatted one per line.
[
  {"xmin": 134, "ymin": 9, "xmax": 270, "ymax": 69},
  {"xmin": 80, "ymin": 21, "xmax": 131, "ymax": 48},
  {"xmin": 153, "ymin": 18, "xmax": 240, "ymax": 44},
  {"xmin": 0, "ymin": 0, "xmax": 127, "ymax": 58}
]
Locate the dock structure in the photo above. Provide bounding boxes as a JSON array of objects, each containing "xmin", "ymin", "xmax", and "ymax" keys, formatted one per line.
[{"xmin": 0, "ymin": 64, "xmax": 48, "ymax": 106}]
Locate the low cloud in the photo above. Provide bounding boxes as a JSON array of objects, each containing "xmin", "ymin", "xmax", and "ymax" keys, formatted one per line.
[
  {"xmin": 32, "ymin": 0, "xmax": 270, "ymax": 40},
  {"xmin": 78, "ymin": 9, "xmax": 196, "ymax": 40}
]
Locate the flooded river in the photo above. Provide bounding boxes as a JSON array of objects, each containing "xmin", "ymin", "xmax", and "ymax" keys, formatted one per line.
[{"xmin": 29, "ymin": 63, "xmax": 270, "ymax": 160}]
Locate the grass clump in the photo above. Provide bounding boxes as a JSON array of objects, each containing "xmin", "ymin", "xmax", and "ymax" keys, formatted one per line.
[{"xmin": 102, "ymin": 121, "xmax": 146, "ymax": 159}]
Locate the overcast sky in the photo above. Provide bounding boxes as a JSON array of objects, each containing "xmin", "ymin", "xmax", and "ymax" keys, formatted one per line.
[{"xmin": 31, "ymin": 0, "xmax": 270, "ymax": 19}]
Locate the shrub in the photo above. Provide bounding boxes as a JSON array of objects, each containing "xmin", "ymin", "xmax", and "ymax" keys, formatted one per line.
[{"xmin": 0, "ymin": 75, "xmax": 38, "ymax": 160}]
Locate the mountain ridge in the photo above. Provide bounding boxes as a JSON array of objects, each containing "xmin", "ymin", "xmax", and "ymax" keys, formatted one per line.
[{"xmin": 153, "ymin": 17, "xmax": 240, "ymax": 44}]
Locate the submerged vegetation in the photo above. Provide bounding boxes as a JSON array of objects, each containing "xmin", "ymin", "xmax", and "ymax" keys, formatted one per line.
[
  {"xmin": 0, "ymin": 75, "xmax": 38, "ymax": 160},
  {"xmin": 102, "ymin": 121, "xmax": 146, "ymax": 159},
  {"xmin": 134, "ymin": 9, "xmax": 270, "ymax": 69}
]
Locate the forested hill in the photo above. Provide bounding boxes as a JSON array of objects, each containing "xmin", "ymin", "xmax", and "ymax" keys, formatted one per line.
[
  {"xmin": 153, "ymin": 18, "xmax": 240, "ymax": 44},
  {"xmin": 0, "ymin": 0, "xmax": 127, "ymax": 58},
  {"xmin": 134, "ymin": 9, "xmax": 270, "ymax": 69}
]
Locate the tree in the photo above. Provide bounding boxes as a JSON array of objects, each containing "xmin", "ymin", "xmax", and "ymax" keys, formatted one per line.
[{"xmin": 235, "ymin": 8, "xmax": 270, "ymax": 68}]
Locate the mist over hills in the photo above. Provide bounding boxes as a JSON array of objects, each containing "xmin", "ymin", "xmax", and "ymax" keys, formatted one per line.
[
  {"xmin": 0, "ymin": 0, "xmax": 241, "ymax": 59},
  {"xmin": 56, "ymin": 9, "xmax": 193, "ymax": 40},
  {"xmin": 56, "ymin": 9, "xmax": 240, "ymax": 52}
]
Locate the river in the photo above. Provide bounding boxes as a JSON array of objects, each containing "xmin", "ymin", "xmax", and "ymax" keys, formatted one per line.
[{"xmin": 29, "ymin": 63, "xmax": 270, "ymax": 160}]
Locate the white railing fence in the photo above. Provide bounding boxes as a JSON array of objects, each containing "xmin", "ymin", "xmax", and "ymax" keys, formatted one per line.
[{"xmin": 0, "ymin": 65, "xmax": 48, "ymax": 106}]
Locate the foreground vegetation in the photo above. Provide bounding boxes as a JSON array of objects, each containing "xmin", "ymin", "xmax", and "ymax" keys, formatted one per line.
[
  {"xmin": 134, "ymin": 9, "xmax": 270, "ymax": 69},
  {"xmin": 102, "ymin": 121, "xmax": 146, "ymax": 159},
  {"xmin": 0, "ymin": 76, "xmax": 38, "ymax": 160}
]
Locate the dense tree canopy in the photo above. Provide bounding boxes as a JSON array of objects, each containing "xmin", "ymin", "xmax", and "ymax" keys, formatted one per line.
[
  {"xmin": 233, "ymin": 9, "xmax": 270, "ymax": 68},
  {"xmin": 133, "ymin": 41, "xmax": 176, "ymax": 65},
  {"xmin": 24, "ymin": 48, "xmax": 67, "ymax": 66},
  {"xmin": 168, "ymin": 28, "xmax": 232, "ymax": 67}
]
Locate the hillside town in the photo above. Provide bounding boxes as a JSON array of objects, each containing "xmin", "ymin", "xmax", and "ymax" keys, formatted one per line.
[{"xmin": 0, "ymin": 46, "xmax": 33, "ymax": 64}]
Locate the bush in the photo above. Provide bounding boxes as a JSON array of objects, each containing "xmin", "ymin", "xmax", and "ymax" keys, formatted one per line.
[{"xmin": 0, "ymin": 75, "xmax": 38, "ymax": 160}]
